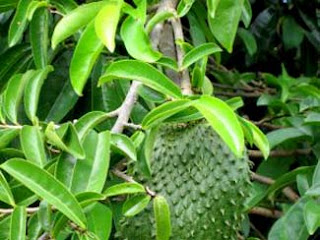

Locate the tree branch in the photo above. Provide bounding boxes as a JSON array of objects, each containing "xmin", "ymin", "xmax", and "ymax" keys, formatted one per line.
[{"xmin": 249, "ymin": 148, "xmax": 312, "ymax": 158}]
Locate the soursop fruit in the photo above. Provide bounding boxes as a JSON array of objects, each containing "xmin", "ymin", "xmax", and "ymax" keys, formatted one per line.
[{"xmin": 120, "ymin": 121, "xmax": 251, "ymax": 240}]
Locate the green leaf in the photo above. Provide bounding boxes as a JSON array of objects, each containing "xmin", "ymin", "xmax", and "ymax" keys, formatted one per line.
[
  {"xmin": 0, "ymin": 216, "xmax": 11, "ymax": 240},
  {"xmin": 226, "ymin": 97, "xmax": 244, "ymax": 110},
  {"xmin": 4, "ymin": 71, "xmax": 34, "ymax": 124},
  {"xmin": 0, "ymin": 170, "xmax": 15, "ymax": 206},
  {"xmin": 95, "ymin": 0, "xmax": 122, "ymax": 53},
  {"xmin": 123, "ymin": 195, "xmax": 151, "ymax": 217},
  {"xmin": 146, "ymin": 11, "xmax": 175, "ymax": 33},
  {"xmin": 177, "ymin": 0, "xmax": 195, "ymax": 17},
  {"xmin": 8, "ymin": 0, "xmax": 30, "ymax": 47},
  {"xmin": 0, "ymin": 129, "xmax": 20, "ymax": 149},
  {"xmin": 192, "ymin": 95, "xmax": 244, "ymax": 157},
  {"xmin": 111, "ymin": 133, "xmax": 137, "ymax": 161},
  {"xmin": 27, "ymin": 0, "xmax": 48, "ymax": 21},
  {"xmin": 313, "ymin": 160, "xmax": 320, "ymax": 186},
  {"xmin": 99, "ymin": 60, "xmax": 182, "ymax": 99},
  {"xmin": 241, "ymin": 118, "xmax": 270, "ymax": 159},
  {"xmin": 51, "ymin": 1, "xmax": 105, "ymax": 49},
  {"xmin": 181, "ymin": 43, "xmax": 221, "ymax": 69},
  {"xmin": 237, "ymin": 28, "xmax": 257, "ymax": 56},
  {"xmin": 153, "ymin": 195, "xmax": 171, "ymax": 240},
  {"xmin": 86, "ymin": 203, "xmax": 112, "ymax": 240},
  {"xmin": 70, "ymin": 21, "xmax": 103, "ymax": 96},
  {"xmin": 71, "ymin": 131, "xmax": 111, "ymax": 194},
  {"xmin": 156, "ymin": 57, "xmax": 179, "ymax": 72},
  {"xmin": 20, "ymin": 126, "xmax": 46, "ymax": 167},
  {"xmin": 37, "ymin": 201, "xmax": 52, "ymax": 232},
  {"xmin": 207, "ymin": 0, "xmax": 220, "ymax": 18},
  {"xmin": 1, "ymin": 158, "xmax": 87, "ymax": 228},
  {"xmin": 282, "ymin": 16, "xmax": 304, "ymax": 50},
  {"xmin": 50, "ymin": 0, "xmax": 77, "ymax": 13},
  {"xmin": 29, "ymin": 7, "xmax": 49, "ymax": 69},
  {"xmin": 27, "ymin": 214, "xmax": 42, "ymax": 240},
  {"xmin": 304, "ymin": 199, "xmax": 320, "ymax": 235},
  {"xmin": 24, "ymin": 66, "xmax": 54, "ymax": 124},
  {"xmin": 142, "ymin": 100, "xmax": 192, "ymax": 129},
  {"xmin": 104, "ymin": 183, "xmax": 146, "ymax": 198},
  {"xmin": 208, "ymin": 0, "xmax": 244, "ymax": 52},
  {"xmin": 10, "ymin": 206, "xmax": 27, "ymax": 240},
  {"xmin": 241, "ymin": 0, "xmax": 252, "ymax": 28},
  {"xmin": 45, "ymin": 122, "xmax": 85, "ymax": 159},
  {"xmin": 0, "ymin": 0, "xmax": 18, "ymax": 12},
  {"xmin": 120, "ymin": 16, "xmax": 162, "ymax": 62}
]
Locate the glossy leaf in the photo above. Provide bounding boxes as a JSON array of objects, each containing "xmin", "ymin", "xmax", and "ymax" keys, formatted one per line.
[
  {"xmin": 20, "ymin": 126, "xmax": 46, "ymax": 167},
  {"xmin": 24, "ymin": 66, "xmax": 54, "ymax": 123},
  {"xmin": 86, "ymin": 203, "xmax": 112, "ymax": 240},
  {"xmin": 27, "ymin": 0, "xmax": 48, "ymax": 20},
  {"xmin": 71, "ymin": 131, "xmax": 111, "ymax": 194},
  {"xmin": 142, "ymin": 100, "xmax": 192, "ymax": 128},
  {"xmin": 111, "ymin": 133, "xmax": 137, "ymax": 161},
  {"xmin": 156, "ymin": 57, "xmax": 179, "ymax": 72},
  {"xmin": 27, "ymin": 214, "xmax": 42, "ymax": 240},
  {"xmin": 0, "ymin": 129, "xmax": 20, "ymax": 149},
  {"xmin": 51, "ymin": 1, "xmax": 105, "ymax": 49},
  {"xmin": 146, "ymin": 11, "xmax": 175, "ymax": 33},
  {"xmin": 123, "ymin": 195, "xmax": 151, "ymax": 217},
  {"xmin": 0, "ymin": 170, "xmax": 15, "ymax": 206},
  {"xmin": 192, "ymin": 95, "xmax": 244, "ymax": 157},
  {"xmin": 181, "ymin": 43, "xmax": 222, "ymax": 69},
  {"xmin": 29, "ymin": 7, "xmax": 49, "ymax": 69},
  {"xmin": 304, "ymin": 199, "xmax": 320, "ymax": 235},
  {"xmin": 99, "ymin": 60, "xmax": 182, "ymax": 99},
  {"xmin": 153, "ymin": 195, "xmax": 171, "ymax": 240},
  {"xmin": 4, "ymin": 71, "xmax": 34, "ymax": 124},
  {"xmin": 241, "ymin": 0, "xmax": 252, "ymax": 28},
  {"xmin": 8, "ymin": 0, "xmax": 30, "ymax": 47},
  {"xmin": 95, "ymin": 0, "xmax": 122, "ymax": 52},
  {"xmin": 120, "ymin": 16, "xmax": 162, "ymax": 62},
  {"xmin": 237, "ymin": 28, "xmax": 257, "ymax": 56},
  {"xmin": 10, "ymin": 206, "xmax": 27, "ymax": 240},
  {"xmin": 207, "ymin": 0, "xmax": 220, "ymax": 18},
  {"xmin": 104, "ymin": 183, "xmax": 146, "ymax": 198},
  {"xmin": 208, "ymin": 0, "xmax": 244, "ymax": 52},
  {"xmin": 1, "ymin": 158, "xmax": 87, "ymax": 228},
  {"xmin": 177, "ymin": 0, "xmax": 195, "ymax": 17},
  {"xmin": 70, "ymin": 21, "xmax": 103, "ymax": 96},
  {"xmin": 38, "ymin": 201, "xmax": 52, "ymax": 232}
]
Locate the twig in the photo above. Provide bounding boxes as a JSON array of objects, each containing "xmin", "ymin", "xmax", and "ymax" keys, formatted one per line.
[
  {"xmin": 250, "ymin": 222, "xmax": 267, "ymax": 240},
  {"xmin": 252, "ymin": 173, "xmax": 300, "ymax": 202},
  {"xmin": 249, "ymin": 207, "xmax": 282, "ymax": 219},
  {"xmin": 0, "ymin": 124, "xmax": 23, "ymax": 129},
  {"xmin": 0, "ymin": 207, "xmax": 39, "ymax": 215},
  {"xmin": 249, "ymin": 148, "xmax": 312, "ymax": 158},
  {"xmin": 124, "ymin": 123, "xmax": 143, "ymax": 131},
  {"xmin": 253, "ymin": 122, "xmax": 284, "ymax": 130},
  {"xmin": 214, "ymin": 91, "xmax": 262, "ymax": 98}
]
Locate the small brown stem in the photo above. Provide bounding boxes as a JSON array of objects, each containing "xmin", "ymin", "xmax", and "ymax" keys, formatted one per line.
[
  {"xmin": 0, "ymin": 207, "xmax": 39, "ymax": 215},
  {"xmin": 250, "ymin": 222, "xmax": 267, "ymax": 240},
  {"xmin": 249, "ymin": 148, "xmax": 312, "ymax": 158},
  {"xmin": 249, "ymin": 207, "xmax": 282, "ymax": 219}
]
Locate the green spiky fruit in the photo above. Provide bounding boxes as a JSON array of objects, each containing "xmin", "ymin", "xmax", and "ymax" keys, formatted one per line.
[{"xmin": 120, "ymin": 121, "xmax": 251, "ymax": 240}]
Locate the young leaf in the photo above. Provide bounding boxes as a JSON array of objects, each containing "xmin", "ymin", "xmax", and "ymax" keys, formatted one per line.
[
  {"xmin": 304, "ymin": 199, "xmax": 320, "ymax": 235},
  {"xmin": 192, "ymin": 96, "xmax": 244, "ymax": 157},
  {"xmin": 86, "ymin": 203, "xmax": 112, "ymax": 240},
  {"xmin": 70, "ymin": 21, "xmax": 104, "ymax": 96},
  {"xmin": 111, "ymin": 133, "xmax": 137, "ymax": 161},
  {"xmin": 24, "ymin": 66, "xmax": 54, "ymax": 124},
  {"xmin": 51, "ymin": 1, "xmax": 105, "ymax": 49},
  {"xmin": 123, "ymin": 195, "xmax": 151, "ymax": 217},
  {"xmin": 71, "ymin": 131, "xmax": 111, "ymax": 194},
  {"xmin": 0, "ymin": 129, "xmax": 20, "ymax": 149},
  {"xmin": 153, "ymin": 195, "xmax": 171, "ymax": 240},
  {"xmin": 1, "ymin": 158, "xmax": 87, "ymax": 228},
  {"xmin": 142, "ymin": 100, "xmax": 192, "ymax": 129},
  {"xmin": 20, "ymin": 126, "xmax": 47, "ymax": 167},
  {"xmin": 8, "ymin": 0, "xmax": 30, "ymax": 47},
  {"xmin": 120, "ymin": 16, "xmax": 162, "ymax": 62},
  {"xmin": 0, "ymin": 170, "xmax": 15, "ymax": 206},
  {"xmin": 208, "ymin": 0, "xmax": 244, "ymax": 52},
  {"xmin": 29, "ymin": 7, "xmax": 49, "ymax": 69},
  {"xmin": 145, "ymin": 11, "xmax": 175, "ymax": 33},
  {"xmin": 4, "ymin": 71, "xmax": 34, "ymax": 124},
  {"xmin": 207, "ymin": 0, "xmax": 220, "ymax": 18},
  {"xmin": 177, "ymin": 0, "xmax": 195, "ymax": 17},
  {"xmin": 95, "ymin": 0, "xmax": 122, "ymax": 52},
  {"xmin": 181, "ymin": 43, "xmax": 222, "ymax": 69},
  {"xmin": 99, "ymin": 60, "xmax": 182, "ymax": 99},
  {"xmin": 104, "ymin": 183, "xmax": 146, "ymax": 198},
  {"xmin": 10, "ymin": 206, "xmax": 27, "ymax": 240}
]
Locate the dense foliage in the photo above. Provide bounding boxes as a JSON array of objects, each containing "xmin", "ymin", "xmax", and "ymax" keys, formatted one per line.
[{"xmin": 0, "ymin": 0, "xmax": 319, "ymax": 239}]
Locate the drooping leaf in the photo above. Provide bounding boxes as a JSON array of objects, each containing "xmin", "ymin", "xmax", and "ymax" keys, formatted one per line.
[
  {"xmin": 24, "ymin": 66, "xmax": 54, "ymax": 124},
  {"xmin": 0, "ymin": 170, "xmax": 15, "ymax": 206},
  {"xmin": 120, "ymin": 16, "xmax": 162, "ymax": 62},
  {"xmin": 153, "ymin": 195, "xmax": 171, "ymax": 240},
  {"xmin": 71, "ymin": 131, "xmax": 111, "ymax": 194},
  {"xmin": 10, "ymin": 206, "xmax": 27, "ymax": 240},
  {"xmin": 8, "ymin": 0, "xmax": 31, "ymax": 47},
  {"xmin": 123, "ymin": 195, "xmax": 151, "ymax": 217},
  {"xmin": 208, "ymin": 0, "xmax": 244, "ymax": 52},
  {"xmin": 181, "ymin": 43, "xmax": 221, "ymax": 69},
  {"xmin": 192, "ymin": 95, "xmax": 244, "ymax": 157},
  {"xmin": 1, "ymin": 158, "xmax": 87, "ymax": 228},
  {"xmin": 20, "ymin": 126, "xmax": 46, "ymax": 167},
  {"xmin": 51, "ymin": 1, "xmax": 105, "ymax": 49},
  {"xmin": 95, "ymin": 0, "xmax": 122, "ymax": 52},
  {"xmin": 111, "ymin": 133, "xmax": 137, "ymax": 161},
  {"xmin": 70, "ymin": 21, "xmax": 103, "ymax": 96},
  {"xmin": 104, "ymin": 183, "xmax": 146, "ymax": 198},
  {"xmin": 99, "ymin": 60, "xmax": 182, "ymax": 99},
  {"xmin": 29, "ymin": 7, "xmax": 49, "ymax": 69}
]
